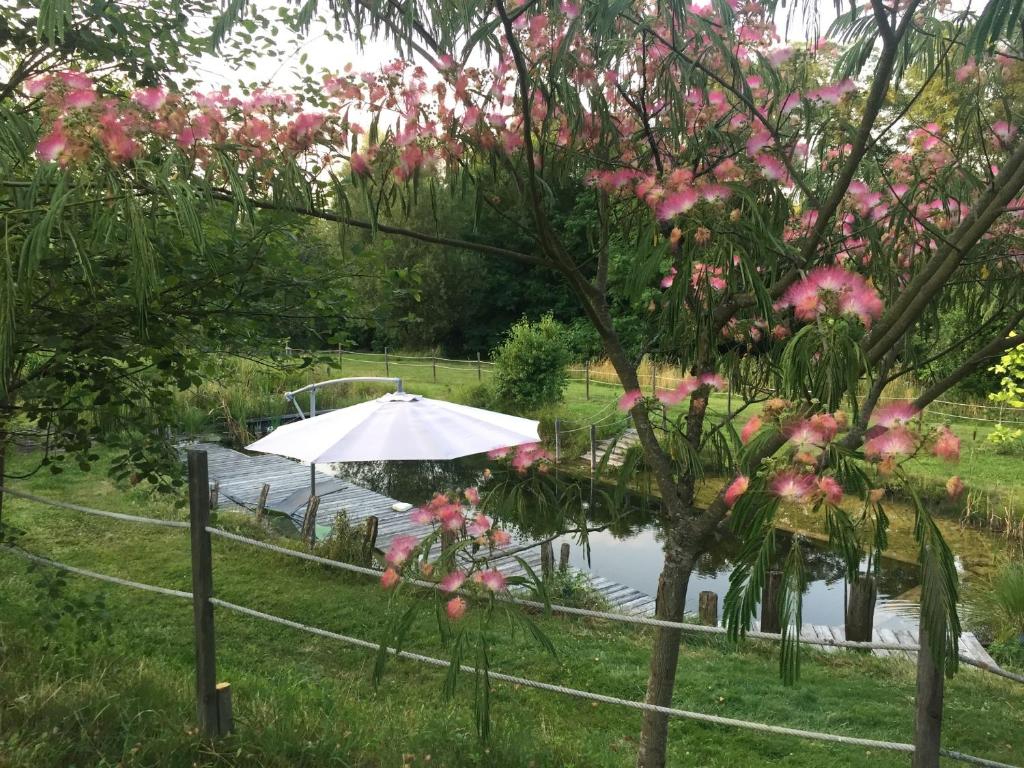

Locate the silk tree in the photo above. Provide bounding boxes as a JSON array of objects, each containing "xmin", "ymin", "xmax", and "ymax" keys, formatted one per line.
[{"xmin": 19, "ymin": 0, "xmax": 1024, "ymax": 764}]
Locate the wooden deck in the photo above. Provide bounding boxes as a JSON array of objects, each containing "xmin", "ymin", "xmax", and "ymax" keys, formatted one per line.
[
  {"xmin": 582, "ymin": 428, "xmax": 641, "ymax": 467},
  {"xmin": 188, "ymin": 441, "xmax": 996, "ymax": 667}
]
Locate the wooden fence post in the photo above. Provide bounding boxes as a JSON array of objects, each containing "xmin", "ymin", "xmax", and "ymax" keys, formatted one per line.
[
  {"xmin": 559, "ymin": 543, "xmax": 570, "ymax": 571},
  {"xmin": 384, "ymin": 347, "xmax": 389, "ymax": 377},
  {"xmin": 699, "ymin": 591, "xmax": 718, "ymax": 626},
  {"xmin": 208, "ymin": 481, "xmax": 219, "ymax": 510},
  {"xmin": 760, "ymin": 570, "xmax": 783, "ymax": 634},
  {"xmin": 540, "ymin": 541, "xmax": 554, "ymax": 580},
  {"xmin": 845, "ymin": 575, "xmax": 877, "ymax": 642},
  {"xmin": 554, "ymin": 418, "xmax": 561, "ymax": 464},
  {"xmin": 432, "ymin": 355, "xmax": 437, "ymax": 383},
  {"xmin": 590, "ymin": 424, "xmax": 597, "ymax": 475},
  {"xmin": 651, "ymin": 362, "xmax": 657, "ymax": 397},
  {"xmin": 301, "ymin": 495, "xmax": 320, "ymax": 547},
  {"xmin": 362, "ymin": 515, "xmax": 379, "ymax": 562},
  {"xmin": 477, "ymin": 352, "xmax": 482, "ymax": 381},
  {"xmin": 585, "ymin": 359, "xmax": 590, "ymax": 400},
  {"xmin": 187, "ymin": 449, "xmax": 223, "ymax": 737},
  {"xmin": 912, "ymin": 623, "xmax": 945, "ymax": 768},
  {"xmin": 339, "ymin": 348, "xmax": 343, "ymax": 373},
  {"xmin": 255, "ymin": 483, "xmax": 270, "ymax": 525}
]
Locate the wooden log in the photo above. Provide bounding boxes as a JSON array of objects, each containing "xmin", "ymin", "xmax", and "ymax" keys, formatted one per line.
[
  {"xmin": 912, "ymin": 623, "xmax": 945, "ymax": 768},
  {"xmin": 441, "ymin": 527, "xmax": 456, "ymax": 552},
  {"xmin": 698, "ymin": 591, "xmax": 718, "ymax": 627},
  {"xmin": 559, "ymin": 542, "xmax": 570, "ymax": 571},
  {"xmin": 301, "ymin": 495, "xmax": 320, "ymax": 547},
  {"xmin": 760, "ymin": 570, "xmax": 783, "ymax": 634},
  {"xmin": 540, "ymin": 541, "xmax": 554, "ymax": 580},
  {"xmin": 216, "ymin": 682, "xmax": 234, "ymax": 734},
  {"xmin": 845, "ymin": 575, "xmax": 877, "ymax": 643},
  {"xmin": 362, "ymin": 515, "xmax": 379, "ymax": 562},
  {"xmin": 255, "ymin": 483, "xmax": 270, "ymax": 524},
  {"xmin": 208, "ymin": 481, "xmax": 219, "ymax": 510},
  {"xmin": 187, "ymin": 450, "xmax": 221, "ymax": 737}
]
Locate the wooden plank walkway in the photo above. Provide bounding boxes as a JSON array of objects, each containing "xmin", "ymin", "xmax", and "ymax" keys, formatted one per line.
[
  {"xmin": 582, "ymin": 428, "xmax": 641, "ymax": 467},
  {"xmin": 188, "ymin": 441, "xmax": 996, "ymax": 668}
]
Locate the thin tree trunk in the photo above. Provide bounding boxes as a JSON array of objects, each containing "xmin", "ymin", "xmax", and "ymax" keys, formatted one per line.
[{"xmin": 636, "ymin": 526, "xmax": 696, "ymax": 768}]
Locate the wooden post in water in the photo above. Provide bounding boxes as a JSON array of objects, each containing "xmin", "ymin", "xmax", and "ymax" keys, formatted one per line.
[
  {"xmin": 188, "ymin": 450, "xmax": 223, "ymax": 737},
  {"xmin": 208, "ymin": 481, "xmax": 219, "ymax": 510},
  {"xmin": 590, "ymin": 424, "xmax": 597, "ymax": 475},
  {"xmin": 584, "ymin": 359, "xmax": 590, "ymax": 400},
  {"xmin": 912, "ymin": 623, "xmax": 945, "ymax": 768},
  {"xmin": 698, "ymin": 591, "xmax": 719, "ymax": 626},
  {"xmin": 559, "ymin": 543, "xmax": 570, "ymax": 571},
  {"xmin": 540, "ymin": 541, "xmax": 554, "ymax": 580},
  {"xmin": 845, "ymin": 575, "xmax": 877, "ymax": 642},
  {"xmin": 760, "ymin": 570, "xmax": 783, "ymax": 634},
  {"xmin": 301, "ymin": 495, "xmax": 320, "ymax": 547},
  {"xmin": 255, "ymin": 483, "xmax": 270, "ymax": 525}
]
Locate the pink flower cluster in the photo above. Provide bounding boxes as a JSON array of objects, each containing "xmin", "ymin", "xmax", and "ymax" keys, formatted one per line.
[
  {"xmin": 488, "ymin": 442, "xmax": 551, "ymax": 474},
  {"xmin": 777, "ymin": 267, "xmax": 883, "ymax": 327},
  {"xmin": 768, "ymin": 471, "xmax": 844, "ymax": 505}
]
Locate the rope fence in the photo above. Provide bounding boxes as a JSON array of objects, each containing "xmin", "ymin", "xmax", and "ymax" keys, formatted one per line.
[{"xmin": 2, "ymin": 465, "xmax": 1023, "ymax": 766}]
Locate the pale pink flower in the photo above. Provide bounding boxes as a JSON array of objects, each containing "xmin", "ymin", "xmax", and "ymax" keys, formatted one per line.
[
  {"xmin": 464, "ymin": 486, "xmax": 481, "ymax": 505},
  {"xmin": 446, "ymin": 596, "xmax": 467, "ymax": 620},
  {"xmin": 660, "ymin": 266, "xmax": 677, "ymax": 289},
  {"xmin": 724, "ymin": 476, "xmax": 749, "ymax": 508},
  {"xmin": 64, "ymin": 89, "xmax": 96, "ymax": 109},
  {"xmin": 36, "ymin": 124, "xmax": 68, "ymax": 163},
  {"xmin": 475, "ymin": 569, "xmax": 507, "ymax": 592},
  {"xmin": 410, "ymin": 507, "xmax": 433, "ymax": 525},
  {"xmin": 349, "ymin": 151, "xmax": 371, "ymax": 177},
  {"xmin": 699, "ymin": 372, "xmax": 727, "ymax": 390},
  {"xmin": 740, "ymin": 415, "xmax": 762, "ymax": 445},
  {"xmin": 487, "ymin": 446, "xmax": 509, "ymax": 460},
  {"xmin": 871, "ymin": 402, "xmax": 919, "ymax": 427},
  {"xmin": 24, "ymin": 76, "xmax": 51, "ymax": 96},
  {"xmin": 438, "ymin": 505, "xmax": 465, "ymax": 532},
  {"xmin": 439, "ymin": 570, "xmax": 467, "ymax": 592},
  {"xmin": 385, "ymin": 534, "xmax": 419, "ymax": 566},
  {"xmin": 992, "ymin": 120, "xmax": 1017, "ymax": 142},
  {"xmin": 946, "ymin": 476, "xmax": 965, "ymax": 500},
  {"xmin": 380, "ymin": 568, "xmax": 400, "ymax": 589},
  {"xmin": 492, "ymin": 529, "xmax": 512, "ymax": 547},
  {"xmin": 618, "ymin": 389, "xmax": 644, "ymax": 412},
  {"xmin": 467, "ymin": 514, "xmax": 492, "ymax": 537},
  {"xmin": 770, "ymin": 472, "xmax": 816, "ymax": 502},
  {"xmin": 817, "ymin": 476, "xmax": 843, "ymax": 505},
  {"xmin": 933, "ymin": 427, "xmax": 960, "ymax": 462},
  {"xmin": 657, "ymin": 188, "xmax": 698, "ymax": 220},
  {"xmin": 746, "ymin": 129, "xmax": 773, "ymax": 155},
  {"xmin": 864, "ymin": 426, "xmax": 916, "ymax": 460},
  {"xmin": 132, "ymin": 87, "xmax": 167, "ymax": 111}
]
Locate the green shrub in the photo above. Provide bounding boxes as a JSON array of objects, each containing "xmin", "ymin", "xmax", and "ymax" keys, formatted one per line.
[
  {"xmin": 491, "ymin": 315, "xmax": 570, "ymax": 410},
  {"xmin": 964, "ymin": 561, "xmax": 1024, "ymax": 666},
  {"xmin": 536, "ymin": 567, "xmax": 610, "ymax": 611},
  {"xmin": 313, "ymin": 511, "xmax": 375, "ymax": 567},
  {"xmin": 459, "ymin": 382, "xmax": 498, "ymax": 409},
  {"xmin": 987, "ymin": 424, "xmax": 1024, "ymax": 455}
]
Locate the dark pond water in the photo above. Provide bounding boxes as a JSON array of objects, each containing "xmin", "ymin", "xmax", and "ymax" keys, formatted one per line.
[{"xmin": 330, "ymin": 457, "xmax": 921, "ymax": 630}]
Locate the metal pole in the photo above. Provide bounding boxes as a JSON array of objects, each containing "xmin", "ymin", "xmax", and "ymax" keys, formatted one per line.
[
  {"xmin": 309, "ymin": 388, "xmax": 317, "ymax": 499},
  {"xmin": 188, "ymin": 449, "xmax": 221, "ymax": 737}
]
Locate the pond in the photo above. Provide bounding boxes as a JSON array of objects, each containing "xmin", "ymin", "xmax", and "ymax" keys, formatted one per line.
[{"xmin": 329, "ymin": 457, "xmax": 922, "ymax": 630}]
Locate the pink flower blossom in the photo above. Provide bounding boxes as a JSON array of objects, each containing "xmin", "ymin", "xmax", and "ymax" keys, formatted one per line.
[
  {"xmin": 770, "ymin": 471, "xmax": 816, "ymax": 502},
  {"xmin": 440, "ymin": 570, "xmax": 467, "ymax": 592},
  {"xmin": 492, "ymin": 529, "xmax": 512, "ymax": 547},
  {"xmin": 946, "ymin": 476, "xmax": 965, "ymax": 500},
  {"xmin": 35, "ymin": 124, "xmax": 68, "ymax": 163},
  {"xmin": 660, "ymin": 266, "xmax": 677, "ymax": 289},
  {"xmin": 487, "ymin": 446, "xmax": 510, "ymax": 459},
  {"xmin": 467, "ymin": 514, "xmax": 492, "ymax": 537},
  {"xmin": 817, "ymin": 476, "xmax": 843, "ymax": 505},
  {"xmin": 699, "ymin": 372, "xmax": 727, "ymax": 390},
  {"xmin": 380, "ymin": 568, "xmax": 400, "ymax": 589},
  {"xmin": 657, "ymin": 188, "xmax": 698, "ymax": 220},
  {"xmin": 446, "ymin": 596, "xmax": 467, "ymax": 620},
  {"xmin": 64, "ymin": 89, "xmax": 96, "ymax": 109},
  {"xmin": 724, "ymin": 475, "xmax": 749, "ymax": 508},
  {"xmin": 871, "ymin": 402, "xmax": 919, "ymax": 427},
  {"xmin": 740, "ymin": 415, "xmax": 762, "ymax": 445},
  {"xmin": 349, "ymin": 151, "xmax": 371, "ymax": 176},
  {"xmin": 618, "ymin": 389, "xmax": 643, "ymax": 412},
  {"xmin": 864, "ymin": 426, "xmax": 916, "ymax": 460},
  {"xmin": 410, "ymin": 507, "xmax": 433, "ymax": 525},
  {"xmin": 132, "ymin": 87, "xmax": 167, "ymax": 111},
  {"xmin": 755, "ymin": 154, "xmax": 788, "ymax": 182},
  {"xmin": 475, "ymin": 568, "xmax": 507, "ymax": 592},
  {"xmin": 778, "ymin": 267, "xmax": 883, "ymax": 327},
  {"xmin": 933, "ymin": 427, "xmax": 960, "ymax": 462},
  {"xmin": 385, "ymin": 534, "xmax": 419, "ymax": 566},
  {"xmin": 24, "ymin": 76, "xmax": 50, "ymax": 96},
  {"xmin": 464, "ymin": 487, "xmax": 481, "ymax": 505},
  {"xmin": 438, "ymin": 505, "xmax": 465, "ymax": 532},
  {"xmin": 992, "ymin": 120, "xmax": 1017, "ymax": 142},
  {"xmin": 746, "ymin": 130, "xmax": 773, "ymax": 156}
]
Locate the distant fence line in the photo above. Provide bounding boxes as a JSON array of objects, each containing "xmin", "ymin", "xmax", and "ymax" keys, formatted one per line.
[
  {"xmin": 1, "ymin": 469, "xmax": 1022, "ymax": 768},
  {"xmin": 275, "ymin": 345, "xmax": 1024, "ymax": 425}
]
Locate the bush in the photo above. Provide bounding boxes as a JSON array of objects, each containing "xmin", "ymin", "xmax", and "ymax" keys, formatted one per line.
[
  {"xmin": 536, "ymin": 567, "xmax": 610, "ymax": 611},
  {"xmin": 964, "ymin": 561, "xmax": 1024, "ymax": 667},
  {"xmin": 491, "ymin": 315, "xmax": 570, "ymax": 410},
  {"xmin": 987, "ymin": 424, "xmax": 1024, "ymax": 455},
  {"xmin": 313, "ymin": 511, "xmax": 375, "ymax": 567}
]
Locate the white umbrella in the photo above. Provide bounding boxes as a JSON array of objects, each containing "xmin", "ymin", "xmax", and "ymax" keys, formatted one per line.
[{"xmin": 247, "ymin": 388, "xmax": 540, "ymax": 463}]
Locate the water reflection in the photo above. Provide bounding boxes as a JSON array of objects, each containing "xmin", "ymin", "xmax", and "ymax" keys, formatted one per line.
[{"xmin": 330, "ymin": 458, "xmax": 921, "ymax": 630}]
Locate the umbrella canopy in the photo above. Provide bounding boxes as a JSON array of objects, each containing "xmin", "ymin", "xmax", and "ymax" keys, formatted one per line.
[{"xmin": 246, "ymin": 392, "xmax": 540, "ymax": 462}]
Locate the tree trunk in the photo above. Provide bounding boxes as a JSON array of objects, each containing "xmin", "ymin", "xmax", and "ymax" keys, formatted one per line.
[
  {"xmin": 635, "ymin": 527, "xmax": 696, "ymax": 768},
  {"xmin": 845, "ymin": 575, "xmax": 877, "ymax": 642}
]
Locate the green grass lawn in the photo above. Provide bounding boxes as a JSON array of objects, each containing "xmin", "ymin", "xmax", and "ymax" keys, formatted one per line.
[{"xmin": 1, "ymin": 452, "xmax": 1022, "ymax": 767}]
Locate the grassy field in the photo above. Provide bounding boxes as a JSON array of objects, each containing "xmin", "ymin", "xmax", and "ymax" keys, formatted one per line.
[{"xmin": 1, "ymin": 451, "xmax": 1023, "ymax": 767}]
